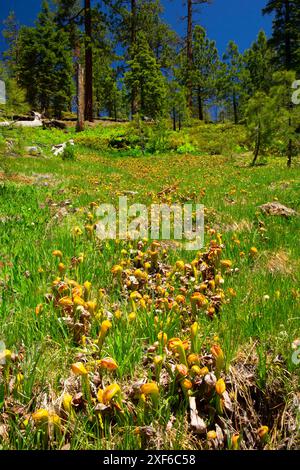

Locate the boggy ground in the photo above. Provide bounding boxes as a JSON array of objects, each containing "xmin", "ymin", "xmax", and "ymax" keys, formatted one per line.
[{"xmin": 0, "ymin": 123, "xmax": 299, "ymax": 450}]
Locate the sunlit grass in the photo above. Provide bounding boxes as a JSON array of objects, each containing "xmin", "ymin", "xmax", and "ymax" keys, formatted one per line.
[{"xmin": 0, "ymin": 123, "xmax": 299, "ymax": 450}]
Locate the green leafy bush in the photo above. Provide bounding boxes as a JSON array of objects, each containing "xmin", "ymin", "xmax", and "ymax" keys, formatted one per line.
[
  {"xmin": 176, "ymin": 142, "xmax": 196, "ymax": 154},
  {"xmin": 145, "ymin": 121, "xmax": 171, "ymax": 153},
  {"xmin": 61, "ymin": 143, "xmax": 75, "ymax": 161}
]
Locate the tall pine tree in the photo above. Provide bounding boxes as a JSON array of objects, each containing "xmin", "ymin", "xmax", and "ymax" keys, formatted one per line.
[
  {"xmin": 244, "ymin": 30, "xmax": 274, "ymax": 94},
  {"xmin": 221, "ymin": 41, "xmax": 249, "ymax": 124},
  {"xmin": 185, "ymin": 0, "xmax": 211, "ymax": 110},
  {"xmin": 191, "ymin": 26, "xmax": 220, "ymax": 120},
  {"xmin": 2, "ymin": 11, "xmax": 20, "ymax": 78},
  {"xmin": 54, "ymin": 0, "xmax": 96, "ymax": 121},
  {"xmin": 124, "ymin": 33, "xmax": 167, "ymax": 118},
  {"xmin": 17, "ymin": 1, "xmax": 74, "ymax": 118},
  {"xmin": 263, "ymin": 0, "xmax": 300, "ymax": 74}
]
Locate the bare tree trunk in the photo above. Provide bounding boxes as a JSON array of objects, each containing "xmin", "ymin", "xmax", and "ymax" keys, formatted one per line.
[
  {"xmin": 284, "ymin": 0, "xmax": 292, "ymax": 70},
  {"xmin": 77, "ymin": 62, "xmax": 85, "ymax": 132},
  {"xmin": 187, "ymin": 0, "xmax": 193, "ymax": 112},
  {"xmin": 198, "ymin": 87, "xmax": 204, "ymax": 120},
  {"xmin": 131, "ymin": 0, "xmax": 138, "ymax": 117},
  {"xmin": 173, "ymin": 107, "xmax": 176, "ymax": 131},
  {"xmin": 233, "ymin": 90, "xmax": 238, "ymax": 124},
  {"xmin": 114, "ymin": 100, "xmax": 117, "ymax": 122},
  {"xmin": 84, "ymin": 0, "xmax": 93, "ymax": 122},
  {"xmin": 75, "ymin": 43, "xmax": 85, "ymax": 132},
  {"xmin": 287, "ymin": 138, "xmax": 292, "ymax": 167},
  {"xmin": 252, "ymin": 122, "xmax": 261, "ymax": 166},
  {"xmin": 287, "ymin": 114, "xmax": 292, "ymax": 167}
]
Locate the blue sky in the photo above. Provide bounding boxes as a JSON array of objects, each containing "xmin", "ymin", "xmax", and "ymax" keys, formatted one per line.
[{"xmin": 0, "ymin": 0, "xmax": 273, "ymax": 56}]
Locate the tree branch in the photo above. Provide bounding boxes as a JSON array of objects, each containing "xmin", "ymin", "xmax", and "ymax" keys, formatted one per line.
[{"xmin": 61, "ymin": 7, "xmax": 85, "ymax": 25}]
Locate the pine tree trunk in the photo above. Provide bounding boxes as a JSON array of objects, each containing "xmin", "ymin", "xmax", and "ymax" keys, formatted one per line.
[
  {"xmin": 140, "ymin": 85, "xmax": 144, "ymax": 116},
  {"xmin": 252, "ymin": 122, "xmax": 261, "ymax": 166},
  {"xmin": 233, "ymin": 90, "xmax": 238, "ymax": 124},
  {"xmin": 131, "ymin": 0, "xmax": 138, "ymax": 117},
  {"xmin": 198, "ymin": 87, "xmax": 204, "ymax": 121},
  {"xmin": 173, "ymin": 107, "xmax": 176, "ymax": 131},
  {"xmin": 75, "ymin": 43, "xmax": 84, "ymax": 132},
  {"xmin": 84, "ymin": 0, "xmax": 93, "ymax": 122},
  {"xmin": 284, "ymin": 0, "xmax": 292, "ymax": 70},
  {"xmin": 287, "ymin": 138, "xmax": 292, "ymax": 167},
  {"xmin": 287, "ymin": 116, "xmax": 292, "ymax": 166},
  {"xmin": 131, "ymin": 0, "xmax": 137, "ymax": 47},
  {"xmin": 77, "ymin": 61, "xmax": 85, "ymax": 132},
  {"xmin": 187, "ymin": 0, "xmax": 193, "ymax": 112}
]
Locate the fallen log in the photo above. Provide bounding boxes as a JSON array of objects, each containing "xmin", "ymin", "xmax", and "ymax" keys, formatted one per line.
[{"xmin": 43, "ymin": 120, "xmax": 67, "ymax": 130}]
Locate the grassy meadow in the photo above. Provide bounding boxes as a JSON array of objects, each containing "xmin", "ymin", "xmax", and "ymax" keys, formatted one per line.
[{"xmin": 0, "ymin": 121, "xmax": 299, "ymax": 450}]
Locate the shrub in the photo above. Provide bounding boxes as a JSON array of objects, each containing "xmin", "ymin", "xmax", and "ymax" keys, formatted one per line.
[
  {"xmin": 177, "ymin": 142, "xmax": 196, "ymax": 154},
  {"xmin": 145, "ymin": 121, "xmax": 171, "ymax": 153},
  {"xmin": 61, "ymin": 143, "xmax": 75, "ymax": 161},
  {"xmin": 168, "ymin": 133, "xmax": 186, "ymax": 150}
]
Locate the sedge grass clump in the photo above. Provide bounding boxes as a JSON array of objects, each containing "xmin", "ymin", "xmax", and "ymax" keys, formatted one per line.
[
  {"xmin": 32, "ymin": 409, "xmax": 62, "ymax": 447},
  {"xmin": 61, "ymin": 143, "xmax": 76, "ymax": 161}
]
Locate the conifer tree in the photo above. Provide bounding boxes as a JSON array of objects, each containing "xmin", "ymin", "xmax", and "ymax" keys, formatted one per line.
[
  {"xmin": 167, "ymin": 81, "xmax": 188, "ymax": 130},
  {"xmin": 246, "ymin": 71, "xmax": 299, "ymax": 167},
  {"xmin": 124, "ymin": 33, "xmax": 167, "ymax": 118},
  {"xmin": 137, "ymin": 0, "xmax": 179, "ymax": 70},
  {"xmin": 185, "ymin": 0, "xmax": 211, "ymax": 110},
  {"xmin": 263, "ymin": 0, "xmax": 300, "ymax": 73},
  {"xmin": 17, "ymin": 1, "xmax": 74, "ymax": 118},
  {"xmin": 53, "ymin": 0, "xmax": 84, "ymax": 127},
  {"xmin": 2, "ymin": 11, "xmax": 20, "ymax": 78},
  {"xmin": 244, "ymin": 30, "xmax": 274, "ymax": 94},
  {"xmin": 112, "ymin": 0, "xmax": 178, "ymax": 116},
  {"xmin": 0, "ymin": 64, "xmax": 29, "ymax": 119},
  {"xmin": 54, "ymin": 0, "xmax": 95, "ymax": 121},
  {"xmin": 84, "ymin": 0, "xmax": 93, "ymax": 121},
  {"xmin": 271, "ymin": 70, "xmax": 300, "ymax": 166},
  {"xmin": 221, "ymin": 41, "xmax": 249, "ymax": 124},
  {"xmin": 191, "ymin": 26, "xmax": 220, "ymax": 120},
  {"xmin": 245, "ymin": 91, "xmax": 277, "ymax": 165}
]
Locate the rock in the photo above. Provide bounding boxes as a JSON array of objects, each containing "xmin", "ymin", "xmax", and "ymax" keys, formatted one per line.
[
  {"xmin": 53, "ymin": 207, "xmax": 68, "ymax": 221},
  {"xmin": 142, "ymin": 116, "xmax": 154, "ymax": 123},
  {"xmin": 51, "ymin": 139, "xmax": 74, "ymax": 156},
  {"xmin": 25, "ymin": 146, "xmax": 42, "ymax": 156},
  {"xmin": 189, "ymin": 397, "xmax": 206, "ymax": 434},
  {"xmin": 260, "ymin": 201, "xmax": 297, "ymax": 218}
]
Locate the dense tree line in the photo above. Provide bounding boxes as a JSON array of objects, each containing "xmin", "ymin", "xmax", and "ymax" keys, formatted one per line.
[{"xmin": 1, "ymin": 0, "xmax": 299, "ymax": 139}]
